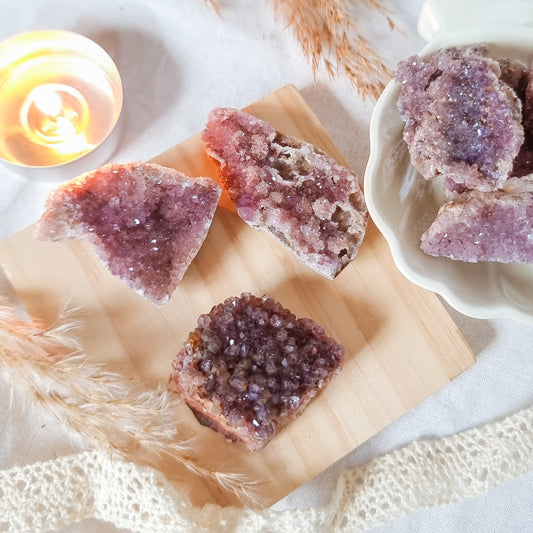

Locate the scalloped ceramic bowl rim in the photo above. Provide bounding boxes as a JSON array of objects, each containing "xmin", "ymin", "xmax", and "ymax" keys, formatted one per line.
[{"xmin": 364, "ymin": 27, "xmax": 533, "ymax": 324}]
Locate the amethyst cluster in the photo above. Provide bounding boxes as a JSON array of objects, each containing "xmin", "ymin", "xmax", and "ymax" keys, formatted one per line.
[
  {"xmin": 170, "ymin": 293, "xmax": 344, "ymax": 451},
  {"xmin": 36, "ymin": 161, "xmax": 221, "ymax": 303},
  {"xmin": 202, "ymin": 108, "xmax": 368, "ymax": 279},
  {"xmin": 396, "ymin": 45, "xmax": 533, "ymax": 263}
]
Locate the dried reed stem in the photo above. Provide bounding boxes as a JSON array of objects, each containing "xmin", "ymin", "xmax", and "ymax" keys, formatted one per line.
[
  {"xmin": 204, "ymin": 0, "xmax": 395, "ymax": 99},
  {"xmin": 272, "ymin": 0, "xmax": 394, "ymax": 99},
  {"xmin": 0, "ymin": 301, "xmax": 258, "ymax": 506}
]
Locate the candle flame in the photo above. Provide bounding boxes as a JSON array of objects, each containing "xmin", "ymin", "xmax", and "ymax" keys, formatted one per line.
[
  {"xmin": 33, "ymin": 85, "xmax": 63, "ymax": 117},
  {"xmin": 20, "ymin": 83, "xmax": 94, "ymax": 156}
]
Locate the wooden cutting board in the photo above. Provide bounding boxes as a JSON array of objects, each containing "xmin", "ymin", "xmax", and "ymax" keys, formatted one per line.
[{"xmin": 0, "ymin": 84, "xmax": 475, "ymax": 508}]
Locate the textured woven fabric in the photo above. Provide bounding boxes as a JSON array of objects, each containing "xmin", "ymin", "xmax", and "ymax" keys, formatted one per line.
[{"xmin": 1, "ymin": 402, "xmax": 533, "ymax": 533}]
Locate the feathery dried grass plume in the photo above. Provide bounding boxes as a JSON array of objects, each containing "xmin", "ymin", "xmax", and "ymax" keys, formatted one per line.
[
  {"xmin": 0, "ymin": 300, "xmax": 258, "ymax": 506},
  {"xmin": 272, "ymin": 0, "xmax": 395, "ymax": 99},
  {"xmin": 204, "ymin": 0, "xmax": 395, "ymax": 99}
]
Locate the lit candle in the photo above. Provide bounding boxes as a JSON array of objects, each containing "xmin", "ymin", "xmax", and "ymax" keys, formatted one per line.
[{"xmin": 0, "ymin": 30, "xmax": 122, "ymax": 177}]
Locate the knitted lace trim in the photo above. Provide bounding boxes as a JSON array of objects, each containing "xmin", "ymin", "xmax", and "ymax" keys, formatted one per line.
[{"xmin": 1, "ymin": 403, "xmax": 533, "ymax": 533}]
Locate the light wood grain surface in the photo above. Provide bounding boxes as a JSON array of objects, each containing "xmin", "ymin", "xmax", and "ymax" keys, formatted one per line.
[{"xmin": 0, "ymin": 85, "xmax": 475, "ymax": 507}]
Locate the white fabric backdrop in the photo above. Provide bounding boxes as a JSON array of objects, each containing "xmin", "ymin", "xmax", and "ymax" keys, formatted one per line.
[{"xmin": 1, "ymin": 1, "xmax": 533, "ymax": 531}]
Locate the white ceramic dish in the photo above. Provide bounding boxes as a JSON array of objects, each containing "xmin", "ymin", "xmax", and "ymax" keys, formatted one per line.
[{"xmin": 364, "ymin": 0, "xmax": 533, "ymax": 324}]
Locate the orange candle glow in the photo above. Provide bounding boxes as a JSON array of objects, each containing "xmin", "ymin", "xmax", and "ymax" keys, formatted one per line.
[{"xmin": 0, "ymin": 30, "xmax": 122, "ymax": 173}]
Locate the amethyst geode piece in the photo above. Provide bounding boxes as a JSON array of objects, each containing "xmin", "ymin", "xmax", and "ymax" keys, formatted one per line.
[
  {"xmin": 202, "ymin": 108, "xmax": 368, "ymax": 279},
  {"xmin": 421, "ymin": 187, "xmax": 533, "ymax": 263},
  {"xmin": 36, "ymin": 161, "xmax": 221, "ymax": 304},
  {"xmin": 396, "ymin": 45, "xmax": 524, "ymax": 191},
  {"xmin": 512, "ymin": 68, "xmax": 533, "ymax": 178},
  {"xmin": 170, "ymin": 293, "xmax": 344, "ymax": 451}
]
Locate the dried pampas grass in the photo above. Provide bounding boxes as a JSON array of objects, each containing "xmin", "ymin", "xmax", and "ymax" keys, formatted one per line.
[
  {"xmin": 204, "ymin": 0, "xmax": 396, "ymax": 99},
  {"xmin": 272, "ymin": 0, "xmax": 395, "ymax": 99},
  {"xmin": 0, "ymin": 301, "xmax": 258, "ymax": 505}
]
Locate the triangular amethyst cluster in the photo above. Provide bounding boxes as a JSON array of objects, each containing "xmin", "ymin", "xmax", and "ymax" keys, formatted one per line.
[{"xmin": 36, "ymin": 161, "xmax": 221, "ymax": 304}]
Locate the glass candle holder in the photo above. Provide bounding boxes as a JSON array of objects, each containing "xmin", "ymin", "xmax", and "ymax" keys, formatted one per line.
[{"xmin": 0, "ymin": 30, "xmax": 123, "ymax": 180}]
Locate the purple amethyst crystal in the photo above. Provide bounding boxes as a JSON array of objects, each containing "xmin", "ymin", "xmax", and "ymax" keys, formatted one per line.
[
  {"xmin": 170, "ymin": 293, "xmax": 344, "ymax": 450},
  {"xmin": 421, "ymin": 188, "xmax": 533, "ymax": 263},
  {"xmin": 36, "ymin": 161, "xmax": 221, "ymax": 304},
  {"xmin": 396, "ymin": 46, "xmax": 524, "ymax": 191},
  {"xmin": 512, "ymin": 68, "xmax": 533, "ymax": 178},
  {"xmin": 202, "ymin": 108, "xmax": 368, "ymax": 279}
]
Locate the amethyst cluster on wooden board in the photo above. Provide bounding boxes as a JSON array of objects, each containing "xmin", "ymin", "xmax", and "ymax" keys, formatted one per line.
[
  {"xmin": 202, "ymin": 108, "xmax": 368, "ymax": 279},
  {"xmin": 36, "ymin": 103, "xmax": 368, "ymax": 308},
  {"xmin": 36, "ymin": 161, "xmax": 221, "ymax": 304},
  {"xmin": 170, "ymin": 293, "xmax": 344, "ymax": 451},
  {"xmin": 396, "ymin": 45, "xmax": 533, "ymax": 263}
]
